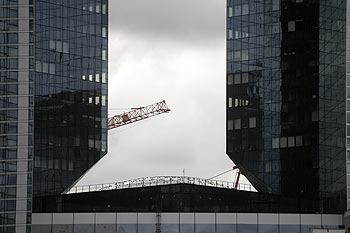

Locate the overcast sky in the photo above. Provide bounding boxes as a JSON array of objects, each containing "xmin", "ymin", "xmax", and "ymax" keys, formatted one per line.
[{"xmin": 76, "ymin": 0, "xmax": 251, "ymax": 186}]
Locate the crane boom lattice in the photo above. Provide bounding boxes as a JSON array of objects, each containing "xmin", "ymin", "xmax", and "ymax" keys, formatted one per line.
[{"xmin": 108, "ymin": 100, "xmax": 170, "ymax": 130}]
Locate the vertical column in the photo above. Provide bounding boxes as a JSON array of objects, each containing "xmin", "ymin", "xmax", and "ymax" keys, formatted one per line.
[
  {"xmin": 16, "ymin": 0, "xmax": 32, "ymax": 232},
  {"xmin": 346, "ymin": 0, "xmax": 350, "ymax": 210},
  {"xmin": 0, "ymin": 0, "xmax": 33, "ymax": 232}
]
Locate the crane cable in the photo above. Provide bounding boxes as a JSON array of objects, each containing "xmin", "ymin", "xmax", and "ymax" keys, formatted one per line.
[{"xmin": 208, "ymin": 168, "xmax": 235, "ymax": 180}]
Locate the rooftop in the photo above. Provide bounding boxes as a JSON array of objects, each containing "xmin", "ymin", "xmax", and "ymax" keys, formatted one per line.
[{"xmin": 67, "ymin": 176, "xmax": 256, "ymax": 194}]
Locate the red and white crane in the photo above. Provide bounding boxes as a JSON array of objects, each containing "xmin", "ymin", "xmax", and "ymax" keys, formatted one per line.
[
  {"xmin": 107, "ymin": 101, "xmax": 245, "ymax": 190},
  {"xmin": 108, "ymin": 100, "xmax": 171, "ymax": 130},
  {"xmin": 208, "ymin": 166, "xmax": 241, "ymax": 189}
]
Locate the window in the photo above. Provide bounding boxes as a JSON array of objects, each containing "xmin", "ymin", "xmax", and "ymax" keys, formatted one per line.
[
  {"xmin": 249, "ymin": 117, "xmax": 256, "ymax": 128},
  {"xmin": 234, "ymin": 74, "xmax": 241, "ymax": 84},
  {"xmin": 68, "ymin": 161, "xmax": 74, "ymax": 171},
  {"xmin": 242, "ymin": 73, "xmax": 249, "ymax": 83},
  {"xmin": 234, "ymin": 98, "xmax": 250, "ymax": 107},
  {"xmin": 234, "ymin": 51, "xmax": 241, "ymax": 61},
  {"xmin": 272, "ymin": 23, "xmax": 280, "ymax": 34},
  {"xmin": 101, "ymin": 96, "xmax": 106, "ymax": 106},
  {"xmin": 228, "ymin": 74, "xmax": 233, "ymax": 85},
  {"xmin": 234, "ymin": 50, "xmax": 249, "ymax": 61},
  {"xmin": 89, "ymin": 139, "xmax": 94, "ymax": 148},
  {"xmin": 95, "ymin": 96, "xmax": 100, "ymax": 105},
  {"xmin": 273, "ymin": 136, "xmax": 303, "ymax": 148},
  {"xmin": 228, "ymin": 120, "xmax": 233, "ymax": 130},
  {"xmin": 296, "ymin": 136, "xmax": 303, "ymax": 146},
  {"xmin": 49, "ymin": 64, "xmax": 55, "ymax": 74},
  {"xmin": 63, "ymin": 42, "xmax": 69, "ymax": 53},
  {"xmin": 288, "ymin": 136, "xmax": 295, "ymax": 147},
  {"xmin": 280, "ymin": 137, "xmax": 287, "ymax": 148},
  {"xmin": 272, "ymin": 138, "xmax": 279, "ymax": 149},
  {"xmin": 272, "ymin": 0, "xmax": 279, "ymax": 10},
  {"xmin": 288, "ymin": 21, "xmax": 295, "ymax": 32},
  {"xmin": 241, "ymin": 50, "xmax": 249, "ymax": 60},
  {"xmin": 242, "ymin": 4, "xmax": 249, "ymax": 15},
  {"xmin": 102, "ymin": 141, "xmax": 107, "ymax": 152},
  {"xmin": 95, "ymin": 74, "xmax": 100, "ymax": 82},
  {"xmin": 96, "ymin": 4, "xmax": 101, "ymax": 13},
  {"xmin": 234, "ymin": 5, "xmax": 241, "ymax": 16},
  {"xmin": 82, "ymin": 75, "xmax": 86, "ymax": 80},
  {"xmin": 228, "ymin": 7, "xmax": 233, "ymax": 17},
  {"xmin": 35, "ymin": 61, "xmax": 41, "ymax": 72},
  {"xmin": 102, "ymin": 50, "xmax": 107, "ymax": 60},
  {"xmin": 232, "ymin": 73, "xmax": 249, "ymax": 84},
  {"xmin": 228, "ymin": 29, "xmax": 233, "ymax": 39},
  {"xmin": 102, "ymin": 27, "xmax": 107, "ymax": 38},
  {"xmin": 49, "ymin": 40, "xmax": 55, "ymax": 49},
  {"xmin": 49, "ymin": 40, "xmax": 69, "ymax": 53},
  {"xmin": 56, "ymin": 41, "xmax": 62, "ymax": 52},
  {"xmin": 102, "ymin": 4, "xmax": 107, "ymax": 14},
  {"xmin": 42, "ymin": 62, "xmax": 48, "ymax": 73},
  {"xmin": 234, "ymin": 4, "xmax": 249, "ymax": 16},
  {"xmin": 234, "ymin": 119, "xmax": 241, "ymax": 129},
  {"xmin": 228, "ymin": 98, "xmax": 233, "ymax": 108},
  {"xmin": 235, "ymin": 98, "xmax": 239, "ymax": 107},
  {"xmin": 89, "ymin": 74, "xmax": 93, "ymax": 81},
  {"xmin": 235, "ymin": 31, "xmax": 249, "ymax": 39},
  {"xmin": 101, "ymin": 73, "xmax": 107, "ymax": 83},
  {"xmin": 235, "ymin": 31, "xmax": 241, "ymax": 39},
  {"xmin": 227, "ymin": 51, "xmax": 233, "ymax": 61}
]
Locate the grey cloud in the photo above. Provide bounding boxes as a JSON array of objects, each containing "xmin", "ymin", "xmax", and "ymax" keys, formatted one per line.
[
  {"xmin": 77, "ymin": 41, "xmax": 231, "ymax": 185},
  {"xmin": 109, "ymin": 0, "xmax": 225, "ymax": 44},
  {"xmin": 75, "ymin": 1, "xmax": 253, "ymax": 188}
]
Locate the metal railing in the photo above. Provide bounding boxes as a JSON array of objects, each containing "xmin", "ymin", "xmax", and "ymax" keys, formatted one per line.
[{"xmin": 66, "ymin": 176, "xmax": 256, "ymax": 194}]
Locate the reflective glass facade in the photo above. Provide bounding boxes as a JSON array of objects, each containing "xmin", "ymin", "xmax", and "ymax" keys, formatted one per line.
[
  {"xmin": 0, "ymin": 0, "xmax": 34, "ymax": 232},
  {"xmin": 1, "ymin": 0, "xmax": 108, "ymax": 231},
  {"xmin": 31, "ymin": 212, "xmax": 344, "ymax": 233},
  {"xmin": 34, "ymin": 183, "xmax": 320, "ymax": 213},
  {"xmin": 227, "ymin": 0, "xmax": 346, "ymax": 213},
  {"xmin": 33, "ymin": 0, "xmax": 108, "ymax": 197},
  {"xmin": 318, "ymin": 0, "xmax": 346, "ymax": 213},
  {"xmin": 347, "ymin": 0, "xmax": 350, "ymax": 210}
]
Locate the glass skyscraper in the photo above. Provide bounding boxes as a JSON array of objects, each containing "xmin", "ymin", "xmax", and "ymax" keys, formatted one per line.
[
  {"xmin": 227, "ymin": 0, "xmax": 346, "ymax": 213},
  {"xmin": 0, "ymin": 0, "xmax": 108, "ymax": 232},
  {"xmin": 33, "ymin": 0, "xmax": 108, "ymax": 197},
  {"xmin": 0, "ymin": 0, "xmax": 34, "ymax": 232}
]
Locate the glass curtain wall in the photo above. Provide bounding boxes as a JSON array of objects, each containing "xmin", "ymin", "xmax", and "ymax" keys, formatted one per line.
[
  {"xmin": 0, "ymin": 0, "xmax": 34, "ymax": 232},
  {"xmin": 33, "ymin": 0, "xmax": 108, "ymax": 197},
  {"xmin": 227, "ymin": 0, "xmax": 347, "ymax": 213},
  {"xmin": 318, "ymin": 0, "xmax": 346, "ymax": 213}
]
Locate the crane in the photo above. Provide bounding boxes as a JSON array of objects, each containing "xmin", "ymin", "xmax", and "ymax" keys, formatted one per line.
[
  {"xmin": 208, "ymin": 165, "xmax": 241, "ymax": 189},
  {"xmin": 108, "ymin": 100, "xmax": 171, "ymax": 130}
]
